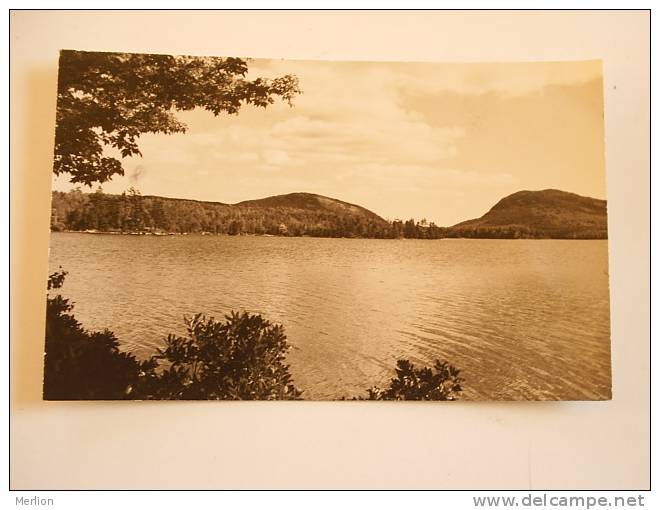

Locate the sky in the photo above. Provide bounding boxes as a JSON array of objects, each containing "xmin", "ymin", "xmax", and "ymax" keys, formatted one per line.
[{"xmin": 52, "ymin": 58, "xmax": 606, "ymax": 226}]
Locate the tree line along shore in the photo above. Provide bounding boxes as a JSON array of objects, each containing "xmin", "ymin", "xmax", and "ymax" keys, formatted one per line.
[{"xmin": 50, "ymin": 188, "xmax": 608, "ymax": 240}]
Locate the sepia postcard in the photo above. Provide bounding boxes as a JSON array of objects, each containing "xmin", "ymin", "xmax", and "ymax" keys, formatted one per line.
[{"xmin": 44, "ymin": 50, "xmax": 611, "ymax": 401}]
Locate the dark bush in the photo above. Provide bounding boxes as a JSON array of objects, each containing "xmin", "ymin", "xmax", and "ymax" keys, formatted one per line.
[
  {"xmin": 43, "ymin": 270, "xmax": 153, "ymax": 400},
  {"xmin": 143, "ymin": 312, "xmax": 302, "ymax": 400},
  {"xmin": 363, "ymin": 359, "xmax": 463, "ymax": 401}
]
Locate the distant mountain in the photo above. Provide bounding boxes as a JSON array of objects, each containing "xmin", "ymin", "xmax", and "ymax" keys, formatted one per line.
[
  {"xmin": 446, "ymin": 189, "xmax": 608, "ymax": 239},
  {"xmin": 236, "ymin": 192, "xmax": 387, "ymax": 224}
]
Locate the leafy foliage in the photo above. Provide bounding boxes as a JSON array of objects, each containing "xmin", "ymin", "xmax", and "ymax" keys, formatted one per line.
[
  {"xmin": 43, "ymin": 269, "xmax": 154, "ymax": 400},
  {"xmin": 54, "ymin": 50, "xmax": 301, "ymax": 185},
  {"xmin": 144, "ymin": 312, "xmax": 302, "ymax": 400},
  {"xmin": 363, "ymin": 359, "xmax": 463, "ymax": 401}
]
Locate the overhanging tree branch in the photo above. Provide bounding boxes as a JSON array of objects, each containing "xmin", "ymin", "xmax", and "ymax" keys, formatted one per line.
[{"xmin": 53, "ymin": 50, "xmax": 301, "ymax": 185}]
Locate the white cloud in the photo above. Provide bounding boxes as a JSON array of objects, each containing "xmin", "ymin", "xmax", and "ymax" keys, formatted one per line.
[{"xmin": 262, "ymin": 149, "xmax": 293, "ymax": 166}]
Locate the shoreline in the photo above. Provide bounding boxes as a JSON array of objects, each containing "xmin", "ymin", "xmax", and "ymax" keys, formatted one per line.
[{"xmin": 50, "ymin": 229, "xmax": 608, "ymax": 241}]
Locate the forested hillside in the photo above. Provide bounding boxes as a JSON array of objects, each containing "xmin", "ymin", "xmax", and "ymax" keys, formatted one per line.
[
  {"xmin": 446, "ymin": 189, "xmax": 607, "ymax": 239},
  {"xmin": 50, "ymin": 188, "xmax": 445, "ymax": 239}
]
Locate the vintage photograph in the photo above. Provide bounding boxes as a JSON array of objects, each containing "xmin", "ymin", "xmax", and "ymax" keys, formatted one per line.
[{"xmin": 44, "ymin": 50, "xmax": 611, "ymax": 401}]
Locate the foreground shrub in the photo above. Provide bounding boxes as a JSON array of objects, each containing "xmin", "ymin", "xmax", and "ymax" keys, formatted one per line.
[
  {"xmin": 363, "ymin": 359, "xmax": 463, "ymax": 400},
  {"xmin": 44, "ymin": 271, "xmax": 301, "ymax": 400},
  {"xmin": 43, "ymin": 270, "xmax": 153, "ymax": 400},
  {"xmin": 142, "ymin": 312, "xmax": 302, "ymax": 400},
  {"xmin": 43, "ymin": 271, "xmax": 461, "ymax": 401}
]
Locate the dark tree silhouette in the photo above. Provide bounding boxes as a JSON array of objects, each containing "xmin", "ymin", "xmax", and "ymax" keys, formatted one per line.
[{"xmin": 54, "ymin": 50, "xmax": 301, "ymax": 185}]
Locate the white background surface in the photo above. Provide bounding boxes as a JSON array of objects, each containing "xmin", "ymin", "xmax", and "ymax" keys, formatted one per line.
[{"xmin": 9, "ymin": 10, "xmax": 650, "ymax": 489}]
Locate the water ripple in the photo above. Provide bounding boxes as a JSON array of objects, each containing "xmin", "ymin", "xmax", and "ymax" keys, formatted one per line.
[{"xmin": 48, "ymin": 234, "xmax": 611, "ymax": 400}]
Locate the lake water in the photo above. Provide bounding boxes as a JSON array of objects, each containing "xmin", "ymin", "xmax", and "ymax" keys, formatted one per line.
[{"xmin": 48, "ymin": 233, "xmax": 611, "ymax": 400}]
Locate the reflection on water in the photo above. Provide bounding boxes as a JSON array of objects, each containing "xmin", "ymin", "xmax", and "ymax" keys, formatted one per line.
[{"xmin": 48, "ymin": 233, "xmax": 611, "ymax": 400}]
